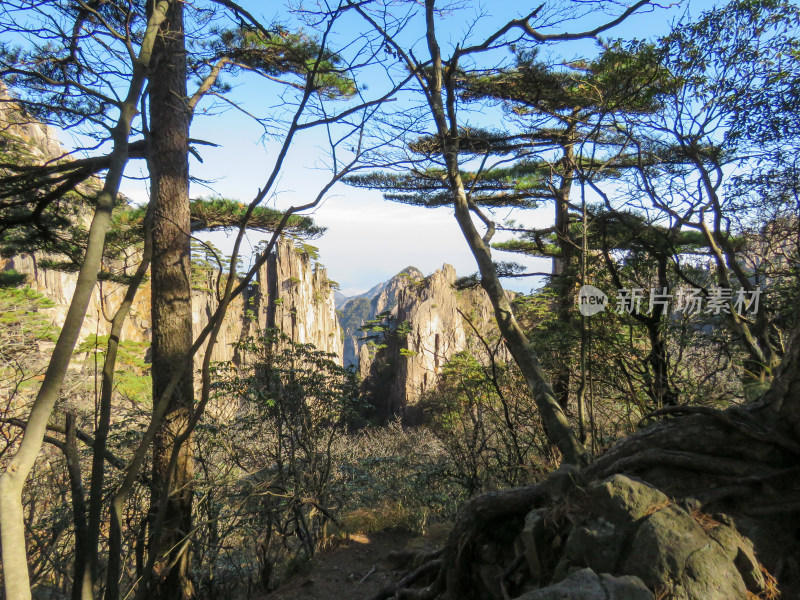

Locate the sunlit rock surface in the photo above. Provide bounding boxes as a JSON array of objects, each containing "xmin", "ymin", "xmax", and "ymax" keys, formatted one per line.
[
  {"xmin": 6, "ymin": 239, "xmax": 344, "ymax": 375},
  {"xmin": 350, "ymin": 263, "xmax": 509, "ymax": 422}
]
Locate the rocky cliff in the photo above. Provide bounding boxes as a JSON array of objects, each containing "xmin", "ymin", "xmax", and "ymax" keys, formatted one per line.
[
  {"xmin": 0, "ymin": 80, "xmax": 64, "ymax": 161},
  {"xmin": 257, "ymin": 241, "xmax": 343, "ymax": 359},
  {"xmin": 345, "ymin": 264, "xmax": 509, "ymax": 422},
  {"xmin": 5, "ymin": 240, "xmax": 344, "ymax": 378},
  {"xmin": 339, "ymin": 266, "xmax": 423, "ymax": 367}
]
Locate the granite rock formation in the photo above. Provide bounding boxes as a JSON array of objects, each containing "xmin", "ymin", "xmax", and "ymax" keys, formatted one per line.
[
  {"xmin": 346, "ymin": 264, "xmax": 509, "ymax": 422},
  {"xmin": 256, "ymin": 240, "xmax": 343, "ymax": 360},
  {"xmin": 0, "ymin": 80, "xmax": 64, "ymax": 161},
  {"xmin": 340, "ymin": 266, "xmax": 423, "ymax": 368},
  {"xmin": 5, "ymin": 240, "xmax": 344, "ymax": 378}
]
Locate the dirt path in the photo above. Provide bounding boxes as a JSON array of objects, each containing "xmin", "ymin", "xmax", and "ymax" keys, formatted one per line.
[{"xmin": 254, "ymin": 528, "xmax": 446, "ymax": 600}]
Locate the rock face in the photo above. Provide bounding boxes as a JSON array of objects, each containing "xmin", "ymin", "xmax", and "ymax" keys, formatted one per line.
[
  {"xmin": 350, "ymin": 264, "xmax": 508, "ymax": 422},
  {"xmin": 0, "ymin": 80, "xmax": 64, "ymax": 160},
  {"xmin": 4, "ymin": 252, "xmax": 155, "ymax": 347},
  {"xmin": 5, "ymin": 240, "xmax": 344, "ymax": 375},
  {"xmin": 257, "ymin": 241, "xmax": 343, "ymax": 360},
  {"xmin": 339, "ymin": 266, "xmax": 422, "ymax": 368},
  {"xmin": 514, "ymin": 568, "xmax": 653, "ymax": 600},
  {"xmin": 487, "ymin": 474, "xmax": 766, "ymax": 600}
]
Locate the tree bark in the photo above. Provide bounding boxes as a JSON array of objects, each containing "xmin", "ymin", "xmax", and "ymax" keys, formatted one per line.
[
  {"xmin": 148, "ymin": 2, "xmax": 195, "ymax": 598},
  {"xmin": 761, "ymin": 325, "xmax": 800, "ymax": 438}
]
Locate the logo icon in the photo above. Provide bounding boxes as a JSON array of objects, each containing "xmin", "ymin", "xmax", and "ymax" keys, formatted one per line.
[{"xmin": 578, "ymin": 285, "xmax": 608, "ymax": 316}]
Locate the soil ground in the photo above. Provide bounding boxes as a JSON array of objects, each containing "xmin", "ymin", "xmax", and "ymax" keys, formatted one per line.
[{"xmin": 254, "ymin": 528, "xmax": 448, "ymax": 600}]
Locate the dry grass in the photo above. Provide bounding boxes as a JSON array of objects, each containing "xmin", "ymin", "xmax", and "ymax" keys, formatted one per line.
[
  {"xmin": 689, "ymin": 508, "xmax": 722, "ymax": 531},
  {"xmin": 758, "ymin": 563, "xmax": 781, "ymax": 600},
  {"xmin": 339, "ymin": 499, "xmax": 422, "ymax": 535},
  {"xmin": 654, "ymin": 584, "xmax": 672, "ymax": 599},
  {"xmin": 643, "ymin": 498, "xmax": 673, "ymax": 518}
]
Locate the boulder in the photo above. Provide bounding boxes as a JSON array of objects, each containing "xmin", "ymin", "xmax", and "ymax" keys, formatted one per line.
[
  {"xmin": 513, "ymin": 568, "xmax": 653, "ymax": 600},
  {"xmin": 622, "ymin": 504, "xmax": 750, "ymax": 599},
  {"xmin": 557, "ymin": 517, "xmax": 624, "ymax": 576},
  {"xmin": 520, "ymin": 509, "xmax": 547, "ymax": 582},
  {"xmin": 588, "ymin": 474, "xmax": 670, "ymax": 524},
  {"xmin": 543, "ymin": 475, "xmax": 763, "ymax": 600}
]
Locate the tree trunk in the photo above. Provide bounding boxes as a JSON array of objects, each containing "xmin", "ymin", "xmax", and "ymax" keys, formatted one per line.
[
  {"xmin": 0, "ymin": 4, "xmax": 169, "ymax": 596},
  {"xmin": 762, "ymin": 325, "xmax": 800, "ymax": 437},
  {"xmin": 84, "ymin": 206, "xmax": 153, "ymax": 597},
  {"xmin": 148, "ymin": 2, "xmax": 195, "ymax": 598},
  {"xmin": 422, "ymin": 0, "xmax": 587, "ymax": 466},
  {"xmin": 457, "ymin": 214, "xmax": 588, "ymax": 465},
  {"xmin": 551, "ymin": 136, "xmax": 577, "ymax": 410},
  {"xmin": 64, "ymin": 413, "xmax": 92, "ymax": 600}
]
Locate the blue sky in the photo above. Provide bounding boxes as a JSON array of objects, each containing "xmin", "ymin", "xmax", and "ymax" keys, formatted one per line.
[{"xmin": 118, "ymin": 0, "xmax": 718, "ymax": 297}]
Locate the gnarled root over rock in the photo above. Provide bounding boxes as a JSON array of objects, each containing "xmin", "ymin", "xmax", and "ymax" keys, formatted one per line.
[{"xmin": 375, "ymin": 407, "xmax": 798, "ymax": 600}]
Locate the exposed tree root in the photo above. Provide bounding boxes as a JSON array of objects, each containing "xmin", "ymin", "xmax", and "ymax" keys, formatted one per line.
[
  {"xmin": 369, "ymin": 558, "xmax": 443, "ymax": 600},
  {"xmin": 442, "ymin": 485, "xmax": 548, "ymax": 599},
  {"xmin": 638, "ymin": 405, "xmax": 800, "ymax": 456},
  {"xmin": 385, "ymin": 548, "xmax": 444, "ymax": 570}
]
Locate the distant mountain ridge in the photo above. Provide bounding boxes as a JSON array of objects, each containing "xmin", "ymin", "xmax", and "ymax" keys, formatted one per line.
[
  {"xmin": 335, "ymin": 278, "xmax": 392, "ymax": 309},
  {"xmin": 338, "ymin": 266, "xmax": 423, "ymax": 367},
  {"xmin": 337, "ymin": 264, "xmax": 510, "ymax": 423}
]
